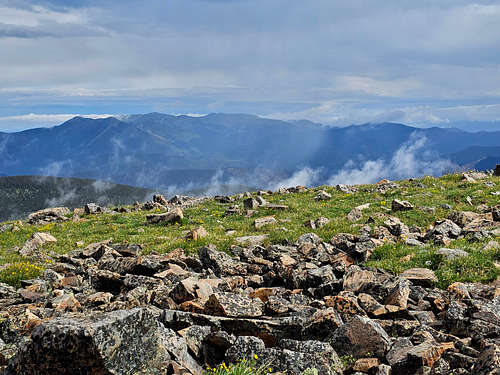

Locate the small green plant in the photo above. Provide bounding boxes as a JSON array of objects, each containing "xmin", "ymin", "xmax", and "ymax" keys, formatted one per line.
[
  {"xmin": 203, "ymin": 356, "xmax": 272, "ymax": 375},
  {"xmin": 0, "ymin": 261, "xmax": 43, "ymax": 287},
  {"xmin": 340, "ymin": 354, "xmax": 356, "ymax": 369},
  {"xmin": 301, "ymin": 368, "xmax": 318, "ymax": 375}
]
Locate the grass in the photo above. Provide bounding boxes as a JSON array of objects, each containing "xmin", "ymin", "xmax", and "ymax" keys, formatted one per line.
[{"xmin": 0, "ymin": 173, "xmax": 499, "ymax": 288}]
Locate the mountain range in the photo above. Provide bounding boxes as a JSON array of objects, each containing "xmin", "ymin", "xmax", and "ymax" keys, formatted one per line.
[{"xmin": 1, "ymin": 113, "xmax": 500, "ymax": 191}]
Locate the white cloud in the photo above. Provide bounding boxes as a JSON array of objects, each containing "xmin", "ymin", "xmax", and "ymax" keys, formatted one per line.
[
  {"xmin": 1, "ymin": 1, "xmax": 500, "ymax": 125},
  {"xmin": 0, "ymin": 5, "xmax": 85, "ymax": 27},
  {"xmin": 333, "ymin": 76, "xmax": 423, "ymax": 97},
  {"xmin": 328, "ymin": 133, "xmax": 455, "ymax": 185},
  {"xmin": 267, "ymin": 101, "xmax": 500, "ymax": 127},
  {"xmin": 270, "ymin": 167, "xmax": 321, "ymax": 190}
]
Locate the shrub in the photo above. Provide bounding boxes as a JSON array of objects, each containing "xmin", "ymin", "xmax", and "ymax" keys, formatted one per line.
[
  {"xmin": 0, "ymin": 261, "xmax": 43, "ymax": 287},
  {"xmin": 203, "ymin": 356, "xmax": 272, "ymax": 375}
]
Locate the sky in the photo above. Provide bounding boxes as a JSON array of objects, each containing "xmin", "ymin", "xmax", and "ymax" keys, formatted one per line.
[{"xmin": 1, "ymin": 0, "xmax": 500, "ymax": 131}]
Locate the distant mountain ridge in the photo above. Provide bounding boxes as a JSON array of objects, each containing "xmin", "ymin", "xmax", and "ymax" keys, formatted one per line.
[{"xmin": 1, "ymin": 113, "xmax": 500, "ymax": 189}]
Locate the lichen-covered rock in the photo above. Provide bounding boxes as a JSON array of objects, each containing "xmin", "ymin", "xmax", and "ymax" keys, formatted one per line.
[
  {"xmin": 425, "ymin": 219, "xmax": 462, "ymax": 241},
  {"xmin": 347, "ymin": 208, "xmax": 363, "ymax": 222},
  {"xmin": 27, "ymin": 207, "xmax": 70, "ymax": 225},
  {"xmin": 7, "ymin": 308, "xmax": 170, "ymax": 374},
  {"xmin": 301, "ymin": 307, "xmax": 343, "ymax": 340},
  {"xmin": 234, "ymin": 235, "xmax": 269, "ymax": 247},
  {"xmin": 330, "ymin": 315, "xmax": 391, "ymax": 358},
  {"xmin": 385, "ymin": 278, "xmax": 411, "ymax": 308},
  {"xmin": 188, "ymin": 226, "xmax": 208, "ymax": 240},
  {"xmin": 225, "ymin": 336, "xmax": 343, "ymax": 375},
  {"xmin": 384, "ymin": 217, "xmax": 409, "ymax": 237},
  {"xmin": 204, "ymin": 292, "xmax": 264, "ymax": 318},
  {"xmin": 198, "ymin": 246, "xmax": 247, "ymax": 276},
  {"xmin": 243, "ymin": 198, "xmax": 259, "ymax": 209}
]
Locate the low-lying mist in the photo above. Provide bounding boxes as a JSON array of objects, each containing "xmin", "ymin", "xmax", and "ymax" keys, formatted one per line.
[
  {"xmin": 151, "ymin": 133, "xmax": 457, "ymax": 196},
  {"xmin": 327, "ymin": 133, "xmax": 456, "ymax": 185},
  {"xmin": 31, "ymin": 133, "xmax": 458, "ymax": 211}
]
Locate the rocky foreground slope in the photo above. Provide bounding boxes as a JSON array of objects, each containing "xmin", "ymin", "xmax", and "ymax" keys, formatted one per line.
[{"xmin": 1, "ymin": 173, "xmax": 500, "ymax": 374}]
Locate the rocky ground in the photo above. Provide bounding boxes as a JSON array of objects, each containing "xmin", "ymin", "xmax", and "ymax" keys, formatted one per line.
[{"xmin": 0, "ymin": 173, "xmax": 500, "ymax": 374}]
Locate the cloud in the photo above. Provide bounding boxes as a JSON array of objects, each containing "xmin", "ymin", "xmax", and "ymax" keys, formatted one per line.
[
  {"xmin": 1, "ymin": 1, "xmax": 500, "ymax": 128},
  {"xmin": 270, "ymin": 167, "xmax": 321, "ymax": 190},
  {"xmin": 333, "ymin": 76, "xmax": 423, "ymax": 97},
  {"xmin": 45, "ymin": 186, "xmax": 77, "ymax": 208},
  {"xmin": 92, "ymin": 179, "xmax": 113, "ymax": 193},
  {"xmin": 267, "ymin": 101, "xmax": 500, "ymax": 127},
  {"xmin": 328, "ymin": 133, "xmax": 455, "ymax": 185},
  {"xmin": 0, "ymin": 4, "xmax": 108, "ymax": 39},
  {"xmin": 38, "ymin": 160, "xmax": 72, "ymax": 176}
]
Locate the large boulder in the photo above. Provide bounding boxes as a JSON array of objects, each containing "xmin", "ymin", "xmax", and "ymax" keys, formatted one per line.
[
  {"xmin": 330, "ymin": 315, "xmax": 391, "ymax": 358},
  {"xmin": 27, "ymin": 207, "xmax": 70, "ymax": 225},
  {"xmin": 425, "ymin": 219, "xmax": 461, "ymax": 242},
  {"xmin": 7, "ymin": 308, "xmax": 170, "ymax": 374},
  {"xmin": 19, "ymin": 232, "xmax": 57, "ymax": 258},
  {"xmin": 204, "ymin": 292, "xmax": 264, "ymax": 318},
  {"xmin": 146, "ymin": 208, "xmax": 183, "ymax": 225},
  {"xmin": 198, "ymin": 246, "xmax": 246, "ymax": 276},
  {"xmin": 401, "ymin": 268, "xmax": 437, "ymax": 287},
  {"xmin": 225, "ymin": 336, "xmax": 343, "ymax": 375}
]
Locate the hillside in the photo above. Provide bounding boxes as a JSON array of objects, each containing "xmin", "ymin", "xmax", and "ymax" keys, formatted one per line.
[
  {"xmin": 446, "ymin": 145, "xmax": 500, "ymax": 170},
  {"xmin": 2, "ymin": 113, "xmax": 500, "ymax": 190},
  {"xmin": 1, "ymin": 172, "xmax": 499, "ymax": 374},
  {"xmin": 0, "ymin": 176, "xmax": 153, "ymax": 221}
]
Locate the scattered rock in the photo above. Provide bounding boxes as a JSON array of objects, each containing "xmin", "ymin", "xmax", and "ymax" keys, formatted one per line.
[
  {"xmin": 27, "ymin": 207, "xmax": 70, "ymax": 225},
  {"xmin": 188, "ymin": 226, "xmax": 209, "ymax": 240},
  {"xmin": 314, "ymin": 190, "xmax": 331, "ymax": 201},
  {"xmin": 19, "ymin": 232, "xmax": 57, "ymax": 258},
  {"xmin": 146, "ymin": 208, "xmax": 183, "ymax": 225},
  {"xmin": 254, "ymin": 216, "xmax": 277, "ymax": 229},
  {"xmin": 436, "ymin": 247, "xmax": 469, "ymax": 260},
  {"xmin": 347, "ymin": 208, "xmax": 363, "ymax": 222},
  {"xmin": 234, "ymin": 235, "xmax": 268, "ymax": 247},
  {"xmin": 392, "ymin": 199, "xmax": 414, "ymax": 211},
  {"xmin": 152, "ymin": 194, "xmax": 168, "ymax": 207},
  {"xmin": 243, "ymin": 198, "xmax": 259, "ymax": 210},
  {"xmin": 4, "ymin": 177, "xmax": 500, "ymax": 375},
  {"xmin": 84, "ymin": 203, "xmax": 102, "ymax": 214},
  {"xmin": 472, "ymin": 344, "xmax": 500, "ymax": 375},
  {"xmin": 401, "ymin": 268, "xmax": 438, "ymax": 287}
]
